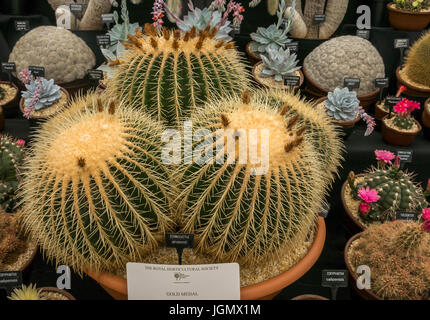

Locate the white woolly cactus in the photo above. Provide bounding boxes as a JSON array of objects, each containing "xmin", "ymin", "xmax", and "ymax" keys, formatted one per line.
[
  {"xmin": 260, "ymin": 47, "xmax": 301, "ymax": 81},
  {"xmin": 176, "ymin": 90, "xmax": 343, "ymax": 263},
  {"xmin": 19, "ymin": 94, "xmax": 174, "ymax": 274}
]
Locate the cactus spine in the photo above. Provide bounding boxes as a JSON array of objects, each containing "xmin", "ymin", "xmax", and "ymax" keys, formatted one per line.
[
  {"xmin": 19, "ymin": 94, "xmax": 174, "ymax": 274},
  {"xmin": 176, "ymin": 91, "xmax": 342, "ymax": 263},
  {"xmin": 404, "ymin": 31, "xmax": 430, "ymax": 88},
  {"xmin": 107, "ymin": 24, "xmax": 249, "ymax": 127}
]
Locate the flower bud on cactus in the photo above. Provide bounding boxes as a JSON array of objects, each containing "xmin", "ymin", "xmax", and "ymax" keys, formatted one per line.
[
  {"xmin": 107, "ymin": 24, "xmax": 248, "ymax": 127},
  {"xmin": 176, "ymin": 90, "xmax": 342, "ymax": 263},
  {"xmin": 19, "ymin": 94, "xmax": 174, "ymax": 274}
]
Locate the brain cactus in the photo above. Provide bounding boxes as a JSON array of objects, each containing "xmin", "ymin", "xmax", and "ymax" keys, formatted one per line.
[
  {"xmin": 403, "ymin": 31, "xmax": 430, "ymax": 88},
  {"xmin": 0, "ymin": 136, "xmax": 24, "ymax": 213},
  {"xmin": 348, "ymin": 221, "xmax": 430, "ymax": 300},
  {"xmin": 106, "ymin": 24, "xmax": 248, "ymax": 127},
  {"xmin": 176, "ymin": 90, "xmax": 342, "ymax": 263},
  {"xmin": 22, "ymin": 77, "xmax": 62, "ymax": 111},
  {"xmin": 260, "ymin": 47, "xmax": 301, "ymax": 81},
  {"xmin": 324, "ymin": 87, "xmax": 360, "ymax": 121},
  {"xmin": 20, "ymin": 94, "xmax": 174, "ymax": 274},
  {"xmin": 303, "ymin": 36, "xmax": 385, "ymax": 95},
  {"xmin": 9, "ymin": 26, "xmax": 96, "ymax": 83}
]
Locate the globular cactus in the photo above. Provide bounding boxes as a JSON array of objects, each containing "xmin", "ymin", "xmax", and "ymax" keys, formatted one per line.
[
  {"xmin": 106, "ymin": 24, "xmax": 248, "ymax": 127},
  {"xmin": 392, "ymin": 114, "xmax": 415, "ymax": 130},
  {"xmin": 19, "ymin": 94, "xmax": 174, "ymax": 274},
  {"xmin": 349, "ymin": 221, "xmax": 430, "ymax": 300},
  {"xmin": 0, "ymin": 136, "xmax": 25, "ymax": 213},
  {"xmin": 404, "ymin": 31, "xmax": 430, "ymax": 88},
  {"xmin": 0, "ymin": 212, "xmax": 25, "ymax": 270},
  {"xmin": 8, "ymin": 284, "xmax": 41, "ymax": 300},
  {"xmin": 176, "ymin": 90, "xmax": 342, "ymax": 263}
]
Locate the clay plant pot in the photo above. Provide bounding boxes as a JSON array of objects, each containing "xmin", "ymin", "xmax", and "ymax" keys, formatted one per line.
[
  {"xmin": 19, "ymin": 87, "xmax": 70, "ymax": 120},
  {"xmin": 340, "ymin": 174, "xmax": 367, "ymax": 234},
  {"xmin": 396, "ymin": 66, "xmax": 430, "ymax": 98},
  {"xmin": 291, "ymin": 294, "xmax": 329, "ymax": 300},
  {"xmin": 344, "ymin": 234, "xmax": 382, "ymax": 300},
  {"xmin": 252, "ymin": 62, "xmax": 304, "ymax": 91},
  {"xmin": 374, "ymin": 101, "xmax": 389, "ymax": 131},
  {"xmin": 0, "ymin": 107, "xmax": 4, "ymax": 132},
  {"xmin": 314, "ymin": 97, "xmax": 361, "ymax": 140},
  {"xmin": 422, "ymin": 98, "xmax": 430, "ymax": 140},
  {"xmin": 387, "ymin": 3, "xmax": 430, "ymax": 31},
  {"xmin": 245, "ymin": 42, "xmax": 262, "ymax": 66},
  {"xmin": 381, "ymin": 115, "xmax": 422, "ymax": 146},
  {"xmin": 303, "ymin": 66, "xmax": 380, "ymax": 110},
  {"xmin": 39, "ymin": 287, "xmax": 76, "ymax": 300},
  {"xmin": 0, "ymin": 81, "xmax": 19, "ymax": 118},
  {"xmin": 86, "ymin": 217, "xmax": 326, "ymax": 300}
]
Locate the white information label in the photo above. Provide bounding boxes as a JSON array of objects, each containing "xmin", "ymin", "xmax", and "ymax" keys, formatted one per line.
[{"xmin": 127, "ymin": 262, "xmax": 240, "ymax": 300}]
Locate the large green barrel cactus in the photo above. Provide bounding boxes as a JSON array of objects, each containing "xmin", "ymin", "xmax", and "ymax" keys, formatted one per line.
[
  {"xmin": 176, "ymin": 91, "xmax": 343, "ymax": 263},
  {"xmin": 19, "ymin": 94, "xmax": 174, "ymax": 273},
  {"xmin": 404, "ymin": 31, "xmax": 430, "ymax": 88},
  {"xmin": 106, "ymin": 24, "xmax": 249, "ymax": 127}
]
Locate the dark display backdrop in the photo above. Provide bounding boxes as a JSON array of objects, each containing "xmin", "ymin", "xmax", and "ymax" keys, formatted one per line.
[{"xmin": 0, "ymin": 0, "xmax": 429, "ymax": 300}]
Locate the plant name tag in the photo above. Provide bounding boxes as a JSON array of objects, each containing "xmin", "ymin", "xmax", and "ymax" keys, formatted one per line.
[
  {"xmin": 0, "ymin": 271, "xmax": 23, "ymax": 294},
  {"xmin": 356, "ymin": 29, "xmax": 370, "ymax": 40},
  {"xmin": 284, "ymin": 42, "xmax": 299, "ymax": 53},
  {"xmin": 397, "ymin": 149, "xmax": 413, "ymax": 163},
  {"xmin": 126, "ymin": 262, "xmax": 240, "ymax": 300},
  {"xmin": 396, "ymin": 211, "xmax": 418, "ymax": 221},
  {"xmin": 344, "ymin": 78, "xmax": 360, "ymax": 90},
  {"xmin": 374, "ymin": 77, "xmax": 389, "ymax": 88},
  {"xmin": 97, "ymin": 35, "xmax": 111, "ymax": 47},
  {"xmin": 101, "ymin": 13, "xmax": 114, "ymax": 24},
  {"xmin": 313, "ymin": 14, "xmax": 326, "ymax": 22},
  {"xmin": 28, "ymin": 66, "xmax": 45, "ymax": 78},
  {"xmin": 321, "ymin": 269, "xmax": 348, "ymax": 288},
  {"xmin": 87, "ymin": 69, "xmax": 104, "ymax": 80},
  {"xmin": 1, "ymin": 62, "xmax": 16, "ymax": 73},
  {"xmin": 386, "ymin": 96, "xmax": 402, "ymax": 110},
  {"xmin": 14, "ymin": 20, "xmax": 30, "ymax": 32},
  {"xmin": 394, "ymin": 38, "xmax": 409, "ymax": 48},
  {"xmin": 70, "ymin": 4, "xmax": 84, "ymax": 14},
  {"xmin": 284, "ymin": 75, "xmax": 300, "ymax": 87}
]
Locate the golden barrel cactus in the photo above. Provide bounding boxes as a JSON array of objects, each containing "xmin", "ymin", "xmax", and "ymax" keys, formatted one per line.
[{"xmin": 404, "ymin": 31, "xmax": 430, "ymax": 88}]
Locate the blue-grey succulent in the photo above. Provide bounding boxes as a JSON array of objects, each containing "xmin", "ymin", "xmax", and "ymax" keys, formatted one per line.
[
  {"xmin": 324, "ymin": 87, "xmax": 360, "ymax": 121},
  {"xmin": 176, "ymin": 7, "xmax": 233, "ymax": 41},
  {"xmin": 108, "ymin": 0, "xmax": 140, "ymax": 53},
  {"xmin": 98, "ymin": 42, "xmax": 126, "ymax": 79},
  {"xmin": 249, "ymin": 0, "xmax": 295, "ymax": 56},
  {"xmin": 22, "ymin": 78, "xmax": 62, "ymax": 110},
  {"xmin": 260, "ymin": 47, "xmax": 301, "ymax": 82}
]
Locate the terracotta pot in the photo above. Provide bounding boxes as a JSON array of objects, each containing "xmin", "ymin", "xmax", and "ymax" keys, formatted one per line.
[
  {"xmin": 252, "ymin": 62, "xmax": 304, "ymax": 90},
  {"xmin": 302, "ymin": 66, "xmax": 380, "ymax": 109},
  {"xmin": 19, "ymin": 87, "xmax": 70, "ymax": 120},
  {"xmin": 381, "ymin": 115, "xmax": 422, "ymax": 146},
  {"xmin": 387, "ymin": 3, "xmax": 430, "ymax": 31},
  {"xmin": 374, "ymin": 101, "xmax": 389, "ymax": 121},
  {"xmin": 17, "ymin": 78, "xmax": 91, "ymax": 98},
  {"xmin": 245, "ymin": 42, "xmax": 262, "ymax": 66},
  {"xmin": 344, "ymin": 234, "xmax": 382, "ymax": 300},
  {"xmin": 340, "ymin": 175, "xmax": 367, "ymax": 234},
  {"xmin": 0, "ymin": 81, "xmax": 19, "ymax": 109},
  {"xmin": 39, "ymin": 287, "xmax": 76, "ymax": 300},
  {"xmin": 87, "ymin": 217, "xmax": 326, "ymax": 300},
  {"xmin": 396, "ymin": 66, "xmax": 430, "ymax": 97},
  {"xmin": 291, "ymin": 294, "xmax": 329, "ymax": 300},
  {"xmin": 423, "ymin": 98, "xmax": 430, "ymax": 140}
]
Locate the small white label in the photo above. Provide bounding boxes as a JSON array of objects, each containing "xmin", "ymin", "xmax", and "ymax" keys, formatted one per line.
[{"xmin": 127, "ymin": 262, "xmax": 240, "ymax": 300}]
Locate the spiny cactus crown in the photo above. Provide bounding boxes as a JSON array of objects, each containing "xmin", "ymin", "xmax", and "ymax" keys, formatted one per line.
[
  {"xmin": 324, "ymin": 87, "xmax": 359, "ymax": 121},
  {"xmin": 260, "ymin": 47, "xmax": 301, "ymax": 82},
  {"xmin": 20, "ymin": 94, "xmax": 174, "ymax": 274},
  {"xmin": 404, "ymin": 31, "xmax": 430, "ymax": 88},
  {"xmin": 393, "ymin": 223, "xmax": 425, "ymax": 255},
  {"xmin": 8, "ymin": 284, "xmax": 41, "ymax": 300},
  {"xmin": 0, "ymin": 212, "xmax": 24, "ymax": 270},
  {"xmin": 107, "ymin": 23, "xmax": 248, "ymax": 127}
]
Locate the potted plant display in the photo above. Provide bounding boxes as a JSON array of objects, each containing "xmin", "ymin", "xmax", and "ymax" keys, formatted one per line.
[
  {"xmin": 8, "ymin": 284, "xmax": 76, "ymax": 300},
  {"xmin": 381, "ymin": 97, "xmax": 421, "ymax": 146},
  {"xmin": 345, "ymin": 217, "xmax": 430, "ymax": 300},
  {"xmin": 0, "ymin": 80, "xmax": 19, "ymax": 121},
  {"xmin": 341, "ymin": 150, "xmax": 429, "ymax": 233},
  {"xmin": 387, "ymin": 0, "xmax": 430, "ymax": 31}
]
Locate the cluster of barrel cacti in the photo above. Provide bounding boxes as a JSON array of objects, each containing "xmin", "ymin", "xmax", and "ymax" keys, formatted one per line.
[{"xmin": 349, "ymin": 221, "xmax": 430, "ymax": 300}]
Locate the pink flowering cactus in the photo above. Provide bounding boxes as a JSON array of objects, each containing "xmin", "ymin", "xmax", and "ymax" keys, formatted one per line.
[
  {"xmin": 359, "ymin": 202, "xmax": 370, "ymax": 215},
  {"xmin": 422, "ymin": 208, "xmax": 430, "ymax": 232},
  {"xmin": 374, "ymin": 150, "xmax": 395, "ymax": 165},
  {"xmin": 393, "ymin": 98, "xmax": 420, "ymax": 115},
  {"xmin": 358, "ymin": 186, "xmax": 380, "ymax": 203},
  {"xmin": 16, "ymin": 139, "xmax": 25, "ymax": 147}
]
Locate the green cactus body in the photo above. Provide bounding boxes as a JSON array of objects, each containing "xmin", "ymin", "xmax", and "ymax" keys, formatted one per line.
[
  {"xmin": 0, "ymin": 137, "xmax": 24, "ymax": 212},
  {"xmin": 176, "ymin": 91, "xmax": 342, "ymax": 263},
  {"xmin": 404, "ymin": 31, "xmax": 430, "ymax": 88},
  {"xmin": 108, "ymin": 25, "xmax": 248, "ymax": 127},
  {"xmin": 20, "ymin": 94, "xmax": 174, "ymax": 274},
  {"xmin": 393, "ymin": 114, "xmax": 414, "ymax": 130},
  {"xmin": 357, "ymin": 168, "xmax": 427, "ymax": 222}
]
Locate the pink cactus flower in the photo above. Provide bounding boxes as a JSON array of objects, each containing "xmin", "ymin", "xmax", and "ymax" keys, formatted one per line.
[
  {"xmin": 422, "ymin": 220, "xmax": 430, "ymax": 232},
  {"xmin": 422, "ymin": 208, "xmax": 430, "ymax": 221},
  {"xmin": 374, "ymin": 150, "xmax": 395, "ymax": 164},
  {"xmin": 358, "ymin": 186, "xmax": 380, "ymax": 203},
  {"xmin": 359, "ymin": 202, "xmax": 370, "ymax": 215},
  {"xmin": 16, "ymin": 139, "xmax": 25, "ymax": 147}
]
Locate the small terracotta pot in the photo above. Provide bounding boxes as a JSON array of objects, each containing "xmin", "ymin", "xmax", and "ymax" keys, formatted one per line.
[
  {"xmin": 291, "ymin": 294, "xmax": 329, "ymax": 300},
  {"xmin": 19, "ymin": 87, "xmax": 70, "ymax": 120},
  {"xmin": 396, "ymin": 66, "xmax": 430, "ymax": 97},
  {"xmin": 87, "ymin": 217, "xmax": 326, "ymax": 300},
  {"xmin": 422, "ymin": 98, "xmax": 430, "ymax": 140},
  {"xmin": 0, "ymin": 81, "xmax": 19, "ymax": 110},
  {"xmin": 246, "ymin": 41, "xmax": 262, "ymax": 66},
  {"xmin": 302, "ymin": 66, "xmax": 380, "ymax": 109},
  {"xmin": 252, "ymin": 62, "xmax": 304, "ymax": 90},
  {"xmin": 39, "ymin": 287, "xmax": 76, "ymax": 300},
  {"xmin": 344, "ymin": 234, "xmax": 382, "ymax": 300},
  {"xmin": 374, "ymin": 101, "xmax": 389, "ymax": 121},
  {"xmin": 340, "ymin": 174, "xmax": 367, "ymax": 234},
  {"xmin": 387, "ymin": 3, "xmax": 430, "ymax": 31},
  {"xmin": 381, "ymin": 115, "xmax": 422, "ymax": 146}
]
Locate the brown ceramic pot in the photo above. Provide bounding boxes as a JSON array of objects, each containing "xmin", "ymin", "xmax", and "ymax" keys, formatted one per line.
[
  {"xmin": 387, "ymin": 3, "xmax": 430, "ymax": 31},
  {"xmin": 39, "ymin": 287, "xmax": 76, "ymax": 300},
  {"xmin": 86, "ymin": 217, "xmax": 326, "ymax": 300},
  {"xmin": 252, "ymin": 62, "xmax": 304, "ymax": 90},
  {"xmin": 381, "ymin": 115, "xmax": 422, "ymax": 146},
  {"xmin": 396, "ymin": 66, "xmax": 430, "ymax": 97},
  {"xmin": 291, "ymin": 294, "xmax": 329, "ymax": 300},
  {"xmin": 423, "ymin": 98, "xmax": 430, "ymax": 140},
  {"xmin": 246, "ymin": 41, "xmax": 262, "ymax": 65},
  {"xmin": 340, "ymin": 174, "xmax": 367, "ymax": 234},
  {"xmin": 374, "ymin": 101, "xmax": 389, "ymax": 121}
]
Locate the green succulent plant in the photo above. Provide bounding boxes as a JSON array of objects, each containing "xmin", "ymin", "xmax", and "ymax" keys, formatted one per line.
[
  {"xmin": 108, "ymin": 0, "xmax": 140, "ymax": 53},
  {"xmin": 324, "ymin": 87, "xmax": 359, "ymax": 121},
  {"xmin": 260, "ymin": 47, "xmax": 300, "ymax": 81},
  {"xmin": 98, "ymin": 43, "xmax": 126, "ymax": 79}
]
